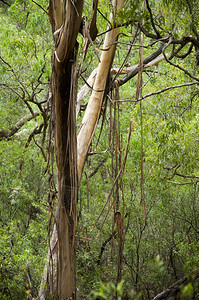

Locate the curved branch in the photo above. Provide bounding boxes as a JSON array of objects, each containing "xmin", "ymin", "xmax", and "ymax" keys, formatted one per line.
[
  {"xmin": 137, "ymin": 81, "xmax": 199, "ymax": 102},
  {"xmin": 138, "ymin": 23, "xmax": 160, "ymax": 39},
  {"xmin": 0, "ymin": 0, "xmax": 10, "ymax": 6},
  {"xmin": 162, "ymin": 43, "xmax": 199, "ymax": 82},
  {"xmin": 31, "ymin": 0, "xmax": 48, "ymax": 14},
  {"xmin": 175, "ymin": 43, "xmax": 193, "ymax": 59},
  {"xmin": 145, "ymin": 0, "xmax": 160, "ymax": 38}
]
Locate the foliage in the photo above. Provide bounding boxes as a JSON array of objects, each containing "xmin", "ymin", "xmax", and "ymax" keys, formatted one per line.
[
  {"xmin": 1, "ymin": 0, "xmax": 199, "ymax": 299},
  {"xmin": 0, "ymin": 1, "xmax": 50, "ymax": 298}
]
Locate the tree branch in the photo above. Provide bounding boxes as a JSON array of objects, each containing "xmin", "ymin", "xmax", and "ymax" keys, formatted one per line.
[
  {"xmin": 175, "ymin": 172, "xmax": 199, "ymax": 180},
  {"xmin": 76, "ymin": 51, "xmax": 166, "ymax": 115},
  {"xmin": 136, "ymin": 81, "xmax": 199, "ymax": 102},
  {"xmin": 145, "ymin": 0, "xmax": 160, "ymax": 38},
  {"xmin": 97, "ymin": 231, "xmax": 117, "ymax": 265},
  {"xmin": 166, "ymin": 181, "xmax": 194, "ymax": 185},
  {"xmin": 117, "ymin": 43, "xmax": 165, "ymax": 87},
  {"xmin": 0, "ymin": 56, "xmax": 31, "ymax": 98},
  {"xmin": 185, "ymin": 0, "xmax": 199, "ymax": 40},
  {"xmin": 0, "ymin": 0, "xmax": 10, "ymax": 6},
  {"xmin": 139, "ymin": 23, "xmax": 159, "ymax": 39},
  {"xmin": 162, "ymin": 41, "xmax": 199, "ymax": 82},
  {"xmin": 153, "ymin": 269, "xmax": 199, "ymax": 300},
  {"xmin": 31, "ymin": 0, "xmax": 48, "ymax": 14},
  {"xmin": 0, "ymin": 111, "xmax": 40, "ymax": 140}
]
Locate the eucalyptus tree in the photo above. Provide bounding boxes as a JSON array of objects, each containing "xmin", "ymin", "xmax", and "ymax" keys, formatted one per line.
[
  {"xmin": 1, "ymin": 0, "xmax": 199, "ymax": 298},
  {"xmin": 46, "ymin": 0, "xmax": 199, "ymax": 298}
]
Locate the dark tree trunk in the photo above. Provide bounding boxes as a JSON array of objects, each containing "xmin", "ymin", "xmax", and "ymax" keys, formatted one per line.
[{"xmin": 49, "ymin": 0, "xmax": 83, "ymax": 298}]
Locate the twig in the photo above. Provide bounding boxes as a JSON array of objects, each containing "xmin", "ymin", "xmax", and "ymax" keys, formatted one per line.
[
  {"xmin": 31, "ymin": 0, "xmax": 48, "ymax": 14},
  {"xmin": 162, "ymin": 40, "xmax": 199, "ymax": 82},
  {"xmin": 0, "ymin": 56, "xmax": 31, "ymax": 98},
  {"xmin": 145, "ymin": 0, "xmax": 160, "ymax": 38},
  {"xmin": 137, "ymin": 81, "xmax": 199, "ymax": 102},
  {"xmin": 0, "ymin": 0, "xmax": 10, "ymax": 6}
]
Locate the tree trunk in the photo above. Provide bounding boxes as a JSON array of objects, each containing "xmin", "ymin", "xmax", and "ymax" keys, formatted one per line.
[
  {"xmin": 39, "ymin": 0, "xmax": 125, "ymax": 297},
  {"xmin": 41, "ymin": 0, "xmax": 84, "ymax": 299},
  {"xmin": 77, "ymin": 0, "xmax": 125, "ymax": 181}
]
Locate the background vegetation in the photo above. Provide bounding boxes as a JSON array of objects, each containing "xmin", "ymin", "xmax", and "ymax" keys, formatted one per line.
[{"xmin": 0, "ymin": 0, "xmax": 199, "ymax": 299}]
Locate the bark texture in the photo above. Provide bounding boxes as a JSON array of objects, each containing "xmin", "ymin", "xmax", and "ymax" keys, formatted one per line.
[{"xmin": 40, "ymin": 0, "xmax": 83, "ymax": 299}]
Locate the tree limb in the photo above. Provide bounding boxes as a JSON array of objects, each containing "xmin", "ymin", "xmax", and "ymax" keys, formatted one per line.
[
  {"xmin": 166, "ymin": 181, "xmax": 194, "ymax": 185},
  {"xmin": 162, "ymin": 41, "xmax": 199, "ymax": 82},
  {"xmin": 31, "ymin": 0, "xmax": 48, "ymax": 14},
  {"xmin": 175, "ymin": 172, "xmax": 199, "ymax": 180},
  {"xmin": 145, "ymin": 0, "xmax": 160, "ymax": 38},
  {"xmin": 117, "ymin": 43, "xmax": 165, "ymax": 87},
  {"xmin": 0, "ymin": 0, "xmax": 10, "ymax": 6},
  {"xmin": 97, "ymin": 231, "xmax": 117, "ymax": 265},
  {"xmin": 136, "ymin": 81, "xmax": 199, "ymax": 102},
  {"xmin": 76, "ymin": 51, "xmax": 166, "ymax": 116},
  {"xmin": 185, "ymin": 0, "xmax": 199, "ymax": 40},
  {"xmin": 153, "ymin": 269, "xmax": 199, "ymax": 300},
  {"xmin": 0, "ymin": 111, "xmax": 40, "ymax": 140}
]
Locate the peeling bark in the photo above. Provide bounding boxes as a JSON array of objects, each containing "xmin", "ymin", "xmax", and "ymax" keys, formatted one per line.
[{"xmin": 41, "ymin": 0, "xmax": 84, "ymax": 298}]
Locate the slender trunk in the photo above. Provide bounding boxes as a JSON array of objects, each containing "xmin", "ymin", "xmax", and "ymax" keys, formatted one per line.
[
  {"xmin": 39, "ymin": 1, "xmax": 84, "ymax": 298},
  {"xmin": 52, "ymin": 57, "xmax": 78, "ymax": 297},
  {"xmin": 77, "ymin": 0, "xmax": 125, "ymax": 181}
]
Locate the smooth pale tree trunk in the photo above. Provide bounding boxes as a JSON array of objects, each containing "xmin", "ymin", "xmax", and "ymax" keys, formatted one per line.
[{"xmin": 77, "ymin": 0, "xmax": 125, "ymax": 181}]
